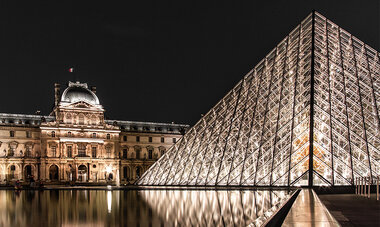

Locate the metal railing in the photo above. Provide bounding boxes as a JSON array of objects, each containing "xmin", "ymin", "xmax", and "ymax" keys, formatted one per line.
[{"xmin": 355, "ymin": 176, "xmax": 379, "ymax": 200}]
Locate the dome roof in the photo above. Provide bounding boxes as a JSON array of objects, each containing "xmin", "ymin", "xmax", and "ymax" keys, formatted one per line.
[{"xmin": 61, "ymin": 81, "xmax": 100, "ymax": 105}]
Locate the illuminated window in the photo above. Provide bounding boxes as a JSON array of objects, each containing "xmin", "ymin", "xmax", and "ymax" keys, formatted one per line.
[
  {"xmin": 51, "ymin": 146, "xmax": 57, "ymax": 157},
  {"xmin": 78, "ymin": 144, "xmax": 86, "ymax": 157},
  {"xmin": 25, "ymin": 145, "xmax": 31, "ymax": 157},
  {"xmin": 92, "ymin": 147, "xmax": 97, "ymax": 158},
  {"xmin": 67, "ymin": 146, "xmax": 72, "ymax": 158},
  {"xmin": 79, "ymin": 114, "xmax": 84, "ymax": 125},
  {"xmin": 106, "ymin": 146, "xmax": 111, "ymax": 158}
]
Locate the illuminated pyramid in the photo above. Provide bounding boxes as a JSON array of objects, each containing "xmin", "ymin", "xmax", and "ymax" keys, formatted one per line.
[{"xmin": 138, "ymin": 11, "xmax": 380, "ymax": 187}]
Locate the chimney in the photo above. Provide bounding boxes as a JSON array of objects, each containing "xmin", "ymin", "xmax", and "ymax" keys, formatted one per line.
[
  {"xmin": 54, "ymin": 83, "xmax": 60, "ymax": 106},
  {"xmin": 91, "ymin": 86, "xmax": 97, "ymax": 94}
]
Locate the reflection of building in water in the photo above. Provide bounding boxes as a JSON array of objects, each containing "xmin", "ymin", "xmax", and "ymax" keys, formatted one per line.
[
  {"xmin": 0, "ymin": 190, "xmax": 165, "ymax": 227},
  {"xmin": 140, "ymin": 190, "xmax": 292, "ymax": 226},
  {"xmin": 0, "ymin": 81, "xmax": 189, "ymax": 184}
]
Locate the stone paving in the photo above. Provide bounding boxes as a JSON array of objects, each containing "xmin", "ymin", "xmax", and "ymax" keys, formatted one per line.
[{"xmin": 319, "ymin": 193, "xmax": 380, "ymax": 227}]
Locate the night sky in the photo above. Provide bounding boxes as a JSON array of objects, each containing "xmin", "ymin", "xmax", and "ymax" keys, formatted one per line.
[{"xmin": 0, "ymin": 1, "xmax": 379, "ymax": 126}]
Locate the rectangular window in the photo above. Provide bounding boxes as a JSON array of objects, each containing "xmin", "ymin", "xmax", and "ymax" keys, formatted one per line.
[
  {"xmin": 123, "ymin": 149, "xmax": 128, "ymax": 159},
  {"xmin": 52, "ymin": 146, "xmax": 57, "ymax": 157},
  {"xmin": 149, "ymin": 137, "xmax": 152, "ymax": 142},
  {"xmin": 106, "ymin": 134, "xmax": 111, "ymax": 140},
  {"xmin": 92, "ymin": 133, "xmax": 96, "ymax": 138},
  {"xmin": 8, "ymin": 147, "xmax": 14, "ymax": 157},
  {"xmin": 123, "ymin": 135, "xmax": 127, "ymax": 141},
  {"xmin": 136, "ymin": 136, "xmax": 140, "ymax": 142},
  {"xmin": 25, "ymin": 146, "xmax": 31, "ymax": 157},
  {"xmin": 26, "ymin": 131, "xmax": 31, "ymax": 138},
  {"xmin": 67, "ymin": 146, "xmax": 72, "ymax": 158},
  {"xmin": 10, "ymin": 131, "xmax": 15, "ymax": 137},
  {"xmin": 172, "ymin": 138, "xmax": 176, "ymax": 143},
  {"xmin": 92, "ymin": 147, "xmax": 97, "ymax": 158},
  {"xmin": 106, "ymin": 147, "xmax": 111, "ymax": 158},
  {"xmin": 51, "ymin": 131, "xmax": 55, "ymax": 137},
  {"xmin": 135, "ymin": 149, "xmax": 141, "ymax": 159},
  {"xmin": 78, "ymin": 144, "xmax": 86, "ymax": 157},
  {"xmin": 161, "ymin": 137, "xmax": 164, "ymax": 143},
  {"xmin": 148, "ymin": 149, "xmax": 153, "ymax": 159}
]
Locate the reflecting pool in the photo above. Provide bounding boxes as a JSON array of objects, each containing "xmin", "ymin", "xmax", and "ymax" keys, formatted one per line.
[{"xmin": 0, "ymin": 189, "xmax": 293, "ymax": 227}]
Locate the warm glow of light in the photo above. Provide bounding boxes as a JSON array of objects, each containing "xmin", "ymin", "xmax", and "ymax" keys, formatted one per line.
[
  {"xmin": 107, "ymin": 191, "xmax": 112, "ymax": 213},
  {"xmin": 105, "ymin": 165, "xmax": 112, "ymax": 173}
]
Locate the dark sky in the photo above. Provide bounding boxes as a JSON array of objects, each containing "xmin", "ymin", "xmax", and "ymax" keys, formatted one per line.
[{"xmin": 0, "ymin": 1, "xmax": 379, "ymax": 126}]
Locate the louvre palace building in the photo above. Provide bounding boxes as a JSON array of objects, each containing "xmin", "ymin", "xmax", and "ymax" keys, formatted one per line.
[{"xmin": 0, "ymin": 81, "xmax": 189, "ymax": 184}]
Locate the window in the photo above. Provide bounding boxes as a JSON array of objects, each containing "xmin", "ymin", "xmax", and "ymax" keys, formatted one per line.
[
  {"xmin": 92, "ymin": 133, "xmax": 96, "ymax": 138},
  {"xmin": 148, "ymin": 148, "xmax": 153, "ymax": 159},
  {"xmin": 106, "ymin": 134, "xmax": 111, "ymax": 140},
  {"xmin": 160, "ymin": 149, "xmax": 165, "ymax": 157},
  {"xmin": 79, "ymin": 114, "xmax": 84, "ymax": 125},
  {"xmin": 161, "ymin": 137, "xmax": 164, "ymax": 143},
  {"xmin": 51, "ymin": 146, "xmax": 57, "ymax": 157},
  {"xmin": 68, "ymin": 131, "xmax": 72, "ymax": 137},
  {"xmin": 67, "ymin": 146, "xmax": 72, "ymax": 158},
  {"xmin": 92, "ymin": 147, "xmax": 97, "ymax": 158},
  {"xmin": 172, "ymin": 138, "xmax": 176, "ymax": 143},
  {"xmin": 123, "ymin": 149, "xmax": 128, "ymax": 159},
  {"xmin": 51, "ymin": 131, "xmax": 55, "ymax": 137},
  {"xmin": 8, "ymin": 147, "xmax": 15, "ymax": 157},
  {"xmin": 26, "ymin": 131, "xmax": 31, "ymax": 138},
  {"xmin": 149, "ymin": 137, "xmax": 152, "ymax": 142},
  {"xmin": 135, "ymin": 147, "xmax": 141, "ymax": 159},
  {"xmin": 123, "ymin": 136, "xmax": 127, "ymax": 141},
  {"xmin": 78, "ymin": 144, "xmax": 86, "ymax": 157},
  {"xmin": 10, "ymin": 131, "xmax": 15, "ymax": 137},
  {"xmin": 106, "ymin": 147, "xmax": 111, "ymax": 158},
  {"xmin": 25, "ymin": 145, "xmax": 31, "ymax": 157},
  {"xmin": 136, "ymin": 136, "xmax": 140, "ymax": 142},
  {"xmin": 66, "ymin": 113, "xmax": 72, "ymax": 124}
]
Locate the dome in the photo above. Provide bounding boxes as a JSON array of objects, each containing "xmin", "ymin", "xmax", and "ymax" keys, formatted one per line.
[{"xmin": 60, "ymin": 81, "xmax": 100, "ymax": 105}]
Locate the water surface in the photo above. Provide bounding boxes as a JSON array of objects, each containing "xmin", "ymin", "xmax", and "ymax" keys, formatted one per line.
[{"xmin": 0, "ymin": 189, "xmax": 293, "ymax": 227}]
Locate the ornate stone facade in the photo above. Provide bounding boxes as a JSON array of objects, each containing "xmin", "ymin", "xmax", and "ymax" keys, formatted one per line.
[{"xmin": 0, "ymin": 81, "xmax": 188, "ymax": 184}]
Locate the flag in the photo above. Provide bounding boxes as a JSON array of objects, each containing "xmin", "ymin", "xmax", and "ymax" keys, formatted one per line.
[{"xmin": 69, "ymin": 67, "xmax": 74, "ymax": 73}]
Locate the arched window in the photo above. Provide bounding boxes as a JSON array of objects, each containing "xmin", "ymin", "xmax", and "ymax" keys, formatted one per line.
[
  {"xmin": 91, "ymin": 115, "xmax": 97, "ymax": 125},
  {"xmin": 66, "ymin": 113, "xmax": 72, "ymax": 124},
  {"xmin": 49, "ymin": 165, "xmax": 59, "ymax": 181},
  {"xmin": 68, "ymin": 131, "xmax": 72, "ymax": 137}
]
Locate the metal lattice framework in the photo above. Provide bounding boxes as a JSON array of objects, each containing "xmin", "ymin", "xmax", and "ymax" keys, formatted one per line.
[
  {"xmin": 140, "ymin": 190, "xmax": 292, "ymax": 226},
  {"xmin": 138, "ymin": 11, "xmax": 380, "ymax": 187}
]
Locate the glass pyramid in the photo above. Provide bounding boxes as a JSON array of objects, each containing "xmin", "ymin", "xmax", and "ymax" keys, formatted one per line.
[{"xmin": 138, "ymin": 11, "xmax": 380, "ymax": 186}]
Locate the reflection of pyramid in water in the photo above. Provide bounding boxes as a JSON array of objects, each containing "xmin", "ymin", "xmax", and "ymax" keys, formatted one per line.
[{"xmin": 138, "ymin": 11, "xmax": 380, "ymax": 186}]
